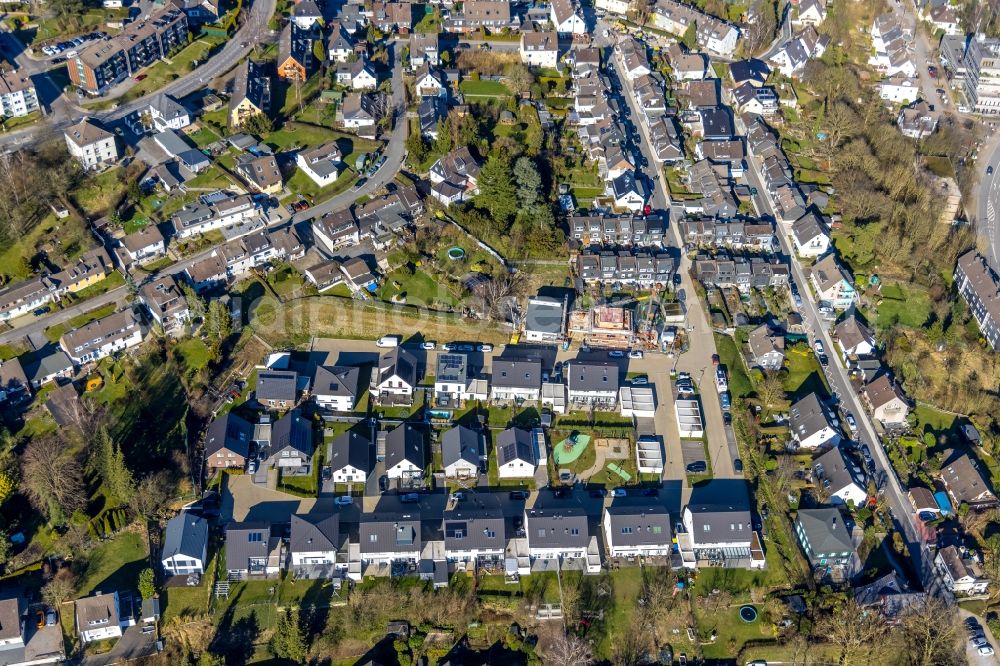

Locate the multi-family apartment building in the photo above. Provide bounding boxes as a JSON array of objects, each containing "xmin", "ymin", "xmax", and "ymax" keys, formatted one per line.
[
  {"xmin": 0, "ymin": 70, "xmax": 38, "ymax": 117},
  {"xmin": 59, "ymin": 309, "xmax": 144, "ymax": 366},
  {"xmin": 68, "ymin": 8, "xmax": 189, "ymax": 95},
  {"xmin": 651, "ymin": 0, "xmax": 740, "ymax": 57},
  {"xmin": 955, "ymin": 250, "xmax": 1000, "ymax": 349},
  {"xmin": 576, "ymin": 250, "xmax": 676, "ymax": 287}
]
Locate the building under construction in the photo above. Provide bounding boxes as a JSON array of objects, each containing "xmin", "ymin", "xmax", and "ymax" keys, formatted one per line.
[{"xmin": 568, "ymin": 306, "xmax": 635, "ymax": 349}]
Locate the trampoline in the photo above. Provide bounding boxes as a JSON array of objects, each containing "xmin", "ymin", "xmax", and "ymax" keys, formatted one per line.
[
  {"xmin": 447, "ymin": 247, "xmax": 466, "ymax": 260},
  {"xmin": 739, "ymin": 606, "xmax": 758, "ymax": 623}
]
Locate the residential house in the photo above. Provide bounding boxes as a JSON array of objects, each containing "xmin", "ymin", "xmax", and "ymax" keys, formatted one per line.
[
  {"xmin": 384, "ymin": 423, "xmax": 426, "ymax": 479},
  {"xmin": 444, "ymin": 0, "xmax": 518, "ymax": 33},
  {"xmin": 328, "ymin": 430, "xmax": 373, "ymax": 484},
  {"xmin": 520, "ymin": 31, "xmax": 559, "ymax": 69},
  {"xmin": 50, "ymin": 247, "xmax": 112, "ymax": 297},
  {"xmin": 205, "ymin": 412, "xmax": 254, "ymax": 470},
  {"xmin": 496, "ymin": 427, "xmax": 536, "ymax": 479},
  {"xmin": 313, "ymin": 209, "xmax": 359, "ymax": 253},
  {"xmin": 64, "ymin": 118, "xmax": 118, "ymax": 170},
  {"xmin": 185, "ymin": 253, "xmax": 229, "ymax": 292},
  {"xmin": 813, "ymin": 446, "xmax": 868, "ymax": 506},
  {"xmin": 171, "ymin": 192, "xmax": 259, "ymax": 239},
  {"xmin": 935, "ymin": 545, "xmax": 989, "ymax": 595},
  {"xmin": 732, "ymin": 82, "xmax": 779, "ymax": 116},
  {"xmin": 746, "ymin": 323, "xmax": 785, "ymax": 370},
  {"xmin": 256, "ymin": 369, "xmax": 299, "ymax": 409},
  {"xmin": 327, "ymin": 24, "xmax": 354, "ymax": 63},
  {"xmin": 341, "ymin": 92, "xmax": 379, "ymax": 129},
  {"xmin": 434, "ymin": 352, "xmax": 470, "ymax": 405},
  {"xmin": 44, "ymin": 381, "xmax": 82, "ymax": 427},
  {"xmin": 346, "ymin": 58, "xmax": 377, "ymax": 90},
  {"xmin": 955, "ymin": 250, "xmax": 1000, "ymax": 351},
  {"xmin": 145, "ymin": 93, "xmax": 190, "ymax": 132},
  {"xmin": 139, "ymin": 274, "xmax": 189, "ymax": 336},
  {"xmin": 652, "ymin": 0, "xmax": 740, "ymax": 57},
  {"xmin": 289, "ymin": 513, "xmax": 341, "ymax": 578},
  {"xmin": 794, "ymin": 507, "xmax": 860, "ymax": 578},
  {"xmin": 550, "ymin": 0, "xmax": 586, "ymax": 34},
  {"xmin": 442, "ymin": 496, "xmax": 505, "ymax": 568},
  {"xmin": 292, "ymin": 0, "xmax": 323, "ymax": 28},
  {"xmin": 442, "ymin": 425, "xmax": 482, "ymax": 479},
  {"xmin": 790, "ymin": 210, "xmax": 830, "ymax": 257},
  {"xmin": 372, "ymin": 346, "xmax": 417, "ymax": 405},
  {"xmin": 0, "ymin": 276, "xmax": 56, "ymax": 322},
  {"xmin": 595, "ymin": 0, "xmax": 629, "ymax": 14},
  {"xmin": 235, "ymin": 153, "xmax": 283, "ymax": 194},
  {"xmin": 419, "ymin": 95, "xmax": 447, "ymax": 139},
  {"xmin": 115, "ymin": 225, "xmax": 166, "ymax": 266},
  {"xmin": 229, "ymin": 59, "xmax": 271, "ymax": 129},
  {"xmin": 810, "ymin": 253, "xmax": 857, "ymax": 309},
  {"xmin": 565, "ymin": 360, "xmax": 618, "ymax": 407},
  {"xmin": 264, "ymin": 408, "xmax": 313, "ymax": 469},
  {"xmin": 25, "ymin": 348, "xmax": 73, "ymax": 389},
  {"xmin": 524, "ymin": 296, "xmax": 566, "ymax": 341},
  {"xmin": 0, "ymin": 597, "xmax": 24, "ymax": 652},
  {"xmin": 359, "ymin": 511, "xmax": 421, "ymax": 568},
  {"xmin": 161, "ymin": 511, "xmax": 208, "ymax": 577},
  {"xmin": 790, "ymin": 392, "xmax": 840, "ymax": 449},
  {"xmin": 312, "ymin": 365, "xmax": 360, "ymax": 412},
  {"xmin": 372, "ymin": 0, "xmax": 413, "ymax": 32},
  {"xmin": 0, "ymin": 70, "xmax": 38, "ymax": 118},
  {"xmin": 602, "ymin": 502, "xmax": 672, "ymax": 557},
  {"xmin": 792, "ymin": 0, "xmax": 827, "ymax": 27},
  {"xmin": 608, "ymin": 171, "xmax": 645, "ymax": 212},
  {"xmin": 940, "ymin": 449, "xmax": 998, "ymax": 509},
  {"xmin": 729, "ymin": 58, "xmax": 769, "ymax": 87},
  {"xmin": 897, "ymin": 100, "xmax": 938, "ymax": 139},
  {"xmin": 525, "ymin": 500, "xmax": 593, "ymax": 566},
  {"xmin": 862, "ymin": 373, "xmax": 909, "ymax": 426},
  {"xmin": 225, "ymin": 522, "xmax": 281, "ymax": 578},
  {"xmin": 410, "ymin": 32, "xmax": 439, "ymax": 67},
  {"xmin": 869, "ymin": 13, "xmax": 915, "ymax": 78},
  {"xmin": 59, "ymin": 309, "xmax": 143, "ymax": 366},
  {"xmin": 0, "ymin": 358, "xmax": 29, "ymax": 404},
  {"xmin": 835, "ymin": 314, "xmax": 876, "ymax": 359},
  {"xmin": 490, "ymin": 358, "xmax": 542, "ymax": 401},
  {"xmin": 667, "ymin": 43, "xmax": 707, "ymax": 80},
  {"xmin": 296, "ymin": 142, "xmax": 343, "ymax": 187},
  {"xmin": 414, "ymin": 64, "xmax": 445, "ymax": 97},
  {"xmin": 429, "ymin": 146, "xmax": 481, "ymax": 205},
  {"xmin": 678, "ymin": 480, "xmax": 763, "ymax": 569},
  {"xmin": 768, "ymin": 26, "xmax": 828, "ymax": 77},
  {"xmin": 76, "ymin": 593, "xmax": 129, "ymax": 643},
  {"xmin": 877, "ymin": 74, "xmax": 921, "ymax": 103},
  {"xmin": 854, "ymin": 572, "xmax": 924, "ymax": 620}
]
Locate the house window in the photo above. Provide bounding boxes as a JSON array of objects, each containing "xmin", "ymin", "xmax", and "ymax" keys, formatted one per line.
[
  {"xmin": 248, "ymin": 532, "xmax": 263, "ymax": 543},
  {"xmin": 369, "ymin": 534, "xmax": 377, "ymax": 542},
  {"xmin": 703, "ymin": 525, "xmax": 710, "ymax": 531},
  {"xmin": 652, "ymin": 526, "xmax": 662, "ymax": 534},
  {"xmin": 621, "ymin": 527, "xmax": 632, "ymax": 534},
  {"xmin": 570, "ymin": 528, "xmax": 579, "ymax": 536}
]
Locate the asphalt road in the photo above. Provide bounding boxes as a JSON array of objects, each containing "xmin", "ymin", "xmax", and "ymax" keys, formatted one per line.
[
  {"xmin": 0, "ymin": 0, "xmax": 277, "ymax": 151},
  {"xmin": 738, "ymin": 113, "xmax": 948, "ymax": 599}
]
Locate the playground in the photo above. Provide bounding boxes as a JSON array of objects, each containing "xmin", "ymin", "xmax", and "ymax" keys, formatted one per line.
[{"xmin": 553, "ymin": 433, "xmax": 592, "ymax": 465}]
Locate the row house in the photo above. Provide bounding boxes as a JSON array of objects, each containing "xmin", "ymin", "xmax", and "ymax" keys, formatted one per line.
[
  {"xmin": 652, "ymin": 0, "xmax": 740, "ymax": 57},
  {"xmin": 619, "ymin": 39, "xmax": 651, "ymax": 80},
  {"xmin": 114, "ymin": 224, "xmax": 166, "ymax": 268},
  {"xmin": 869, "ymin": 13, "xmax": 916, "ymax": 77},
  {"xmin": 576, "ymin": 250, "xmax": 676, "ymax": 287},
  {"xmin": 680, "ymin": 218, "xmax": 776, "ymax": 253},
  {"xmin": 171, "ymin": 191, "xmax": 260, "ymax": 239},
  {"xmin": 525, "ymin": 501, "xmax": 601, "ymax": 572},
  {"xmin": 0, "ymin": 276, "xmax": 56, "ymax": 322},
  {"xmin": 59, "ymin": 309, "xmax": 144, "ymax": 366},
  {"xmin": 568, "ymin": 212, "xmax": 667, "ymax": 247},
  {"xmin": 693, "ymin": 253, "xmax": 790, "ymax": 293},
  {"xmin": 444, "ymin": 0, "xmax": 520, "ymax": 33},
  {"xmin": 768, "ymin": 26, "xmax": 829, "ymax": 78},
  {"xmin": 633, "ymin": 72, "xmax": 668, "ymax": 118}
]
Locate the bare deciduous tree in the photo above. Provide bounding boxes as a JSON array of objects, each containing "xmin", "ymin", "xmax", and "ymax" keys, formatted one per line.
[
  {"xmin": 816, "ymin": 599, "xmax": 890, "ymax": 665},
  {"xmin": 898, "ymin": 596, "xmax": 964, "ymax": 666},
  {"xmin": 544, "ymin": 633, "xmax": 594, "ymax": 666},
  {"xmin": 758, "ymin": 370, "xmax": 785, "ymax": 410},
  {"xmin": 21, "ymin": 436, "xmax": 86, "ymax": 523},
  {"xmin": 479, "ymin": 271, "xmax": 527, "ymax": 324}
]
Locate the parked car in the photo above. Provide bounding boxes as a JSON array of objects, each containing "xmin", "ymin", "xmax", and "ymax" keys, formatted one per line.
[
  {"xmin": 45, "ymin": 609, "xmax": 57, "ymax": 626},
  {"xmin": 400, "ymin": 493, "xmax": 420, "ymax": 503},
  {"xmin": 734, "ymin": 458, "xmax": 743, "ymax": 473},
  {"xmin": 819, "ymin": 354, "xmax": 829, "ymax": 367},
  {"xmin": 720, "ymin": 392, "xmax": 731, "ymax": 410},
  {"xmin": 477, "ymin": 344, "xmax": 493, "ymax": 352},
  {"xmin": 421, "ymin": 341, "xmax": 436, "ymax": 350},
  {"xmin": 631, "ymin": 376, "xmax": 648, "ymax": 386},
  {"xmin": 458, "ymin": 343, "xmax": 474, "ymax": 351},
  {"xmin": 248, "ymin": 460, "xmax": 257, "ymax": 474},
  {"xmin": 442, "ymin": 343, "xmax": 455, "ymax": 351},
  {"xmin": 979, "ymin": 645, "xmax": 995, "ymax": 657},
  {"xmin": 450, "ymin": 492, "xmax": 465, "ymax": 502},
  {"xmin": 352, "ymin": 177, "xmax": 367, "ymax": 191},
  {"xmin": 611, "ymin": 488, "xmax": 626, "ymax": 497},
  {"xmin": 335, "ymin": 496, "xmax": 353, "ymax": 506},
  {"xmin": 814, "ymin": 340, "xmax": 825, "ymax": 355},
  {"xmin": 509, "ymin": 490, "xmax": 529, "ymax": 500},
  {"xmin": 608, "ymin": 350, "xmax": 625, "ymax": 358},
  {"xmin": 629, "ymin": 350, "xmax": 643, "ymax": 359},
  {"xmin": 376, "ymin": 335, "xmax": 401, "ymax": 348},
  {"xmin": 134, "ymin": 73, "xmax": 147, "ymax": 81},
  {"xmin": 845, "ymin": 413, "xmax": 858, "ymax": 433},
  {"xmin": 379, "ymin": 476, "xmax": 389, "ymax": 492},
  {"xmin": 686, "ymin": 461, "xmax": 707, "ymax": 474},
  {"xmin": 321, "ymin": 467, "xmax": 332, "ymax": 481}
]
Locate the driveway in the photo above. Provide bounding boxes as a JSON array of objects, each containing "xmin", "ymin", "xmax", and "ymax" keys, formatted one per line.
[{"xmin": 960, "ymin": 607, "xmax": 1000, "ymax": 666}]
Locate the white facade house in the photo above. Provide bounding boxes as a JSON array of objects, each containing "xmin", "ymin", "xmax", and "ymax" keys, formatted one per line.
[
  {"xmin": 602, "ymin": 503, "xmax": 672, "ymax": 557},
  {"xmin": 312, "ymin": 364, "xmax": 360, "ymax": 412},
  {"xmin": 384, "ymin": 423, "xmax": 426, "ymax": 480},
  {"xmin": 813, "ymin": 446, "xmax": 868, "ymax": 506},
  {"xmin": 790, "ymin": 211, "xmax": 830, "ymax": 258},
  {"xmin": 675, "ymin": 399, "xmax": 704, "ymax": 438},
  {"xmin": 289, "ymin": 513, "xmax": 341, "ymax": 578},
  {"xmin": 442, "ymin": 425, "xmax": 482, "ymax": 479},
  {"xmin": 490, "ymin": 359, "xmax": 542, "ymax": 402},
  {"xmin": 790, "ymin": 392, "xmax": 841, "ymax": 450},
  {"xmin": 566, "ymin": 361, "xmax": 619, "ymax": 407},
  {"xmin": 0, "ymin": 70, "xmax": 39, "ymax": 118},
  {"xmin": 328, "ymin": 430, "xmax": 372, "ymax": 484},
  {"xmin": 160, "ymin": 511, "xmax": 208, "ymax": 577},
  {"xmin": 59, "ymin": 309, "xmax": 144, "ymax": 366},
  {"xmin": 372, "ymin": 347, "xmax": 417, "ymax": 404},
  {"xmin": 496, "ymin": 427, "xmax": 537, "ymax": 479},
  {"xmin": 296, "ymin": 142, "xmax": 343, "ymax": 187},
  {"xmin": 520, "ymin": 31, "xmax": 559, "ymax": 69},
  {"xmin": 935, "ymin": 545, "xmax": 990, "ymax": 596},
  {"xmin": 550, "ymin": 0, "xmax": 586, "ymax": 35},
  {"xmin": 595, "ymin": 0, "xmax": 629, "ymax": 14},
  {"xmin": 878, "ymin": 76, "xmax": 920, "ymax": 103},
  {"xmin": 64, "ymin": 118, "xmax": 119, "ymax": 170},
  {"xmin": 525, "ymin": 504, "xmax": 592, "ymax": 564},
  {"xmin": 76, "ymin": 593, "xmax": 130, "ymax": 644}
]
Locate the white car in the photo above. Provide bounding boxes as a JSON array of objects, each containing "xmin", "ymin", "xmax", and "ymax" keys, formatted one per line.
[
  {"xmin": 335, "ymin": 496, "xmax": 353, "ymax": 506},
  {"xmin": 629, "ymin": 350, "xmax": 643, "ymax": 359},
  {"xmin": 376, "ymin": 335, "xmax": 401, "ymax": 348},
  {"xmin": 979, "ymin": 645, "xmax": 995, "ymax": 656},
  {"xmin": 442, "ymin": 343, "xmax": 455, "ymax": 351},
  {"xmin": 477, "ymin": 344, "xmax": 493, "ymax": 352},
  {"xmin": 814, "ymin": 340, "xmax": 825, "ymax": 355},
  {"xmin": 450, "ymin": 492, "xmax": 465, "ymax": 502},
  {"xmin": 845, "ymin": 413, "xmax": 858, "ymax": 433},
  {"xmin": 421, "ymin": 341, "xmax": 436, "ymax": 350},
  {"xmin": 611, "ymin": 489, "xmax": 626, "ymax": 497}
]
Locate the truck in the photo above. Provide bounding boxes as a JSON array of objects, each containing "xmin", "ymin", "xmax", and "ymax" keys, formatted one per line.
[
  {"xmin": 376, "ymin": 335, "xmax": 401, "ymax": 348},
  {"xmin": 715, "ymin": 368, "xmax": 728, "ymax": 393}
]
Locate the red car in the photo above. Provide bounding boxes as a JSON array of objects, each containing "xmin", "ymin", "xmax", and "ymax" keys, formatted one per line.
[
  {"xmin": 134, "ymin": 73, "xmax": 147, "ymax": 81},
  {"xmin": 927, "ymin": 66, "xmax": 938, "ymax": 78}
]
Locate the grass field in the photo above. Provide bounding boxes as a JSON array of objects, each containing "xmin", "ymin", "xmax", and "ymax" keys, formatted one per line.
[
  {"xmin": 875, "ymin": 282, "xmax": 933, "ymax": 330},
  {"xmin": 459, "ymin": 79, "xmax": 511, "ymax": 97},
  {"xmin": 714, "ymin": 333, "xmax": 753, "ymax": 399},
  {"xmin": 73, "ymin": 167, "xmax": 126, "ymax": 218},
  {"xmin": 77, "ymin": 531, "xmax": 147, "ymax": 596},
  {"xmin": 176, "ymin": 338, "xmax": 210, "ymax": 372},
  {"xmin": 122, "ymin": 36, "xmax": 226, "ymax": 103},
  {"xmin": 783, "ymin": 342, "xmax": 829, "ymax": 399},
  {"xmin": 378, "ymin": 268, "xmax": 459, "ymax": 308}
]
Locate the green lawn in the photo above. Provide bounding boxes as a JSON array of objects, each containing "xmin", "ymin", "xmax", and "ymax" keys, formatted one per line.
[
  {"xmin": 1, "ymin": 109, "xmax": 40, "ymax": 131},
  {"xmin": 378, "ymin": 268, "xmax": 459, "ymax": 308},
  {"xmin": 176, "ymin": 338, "xmax": 210, "ymax": 372},
  {"xmin": 122, "ymin": 36, "xmax": 226, "ymax": 103},
  {"xmin": 286, "ymin": 167, "xmax": 358, "ymax": 201},
  {"xmin": 714, "ymin": 333, "xmax": 753, "ymax": 399},
  {"xmin": 161, "ymin": 584, "xmax": 210, "ymax": 624},
  {"xmin": 64, "ymin": 271, "xmax": 125, "ymax": 303},
  {"xmin": 187, "ymin": 125, "xmax": 223, "ymax": 148},
  {"xmin": 783, "ymin": 342, "xmax": 829, "ymax": 399},
  {"xmin": 186, "ymin": 165, "xmax": 233, "ymax": 189},
  {"xmin": 875, "ymin": 282, "xmax": 933, "ymax": 329},
  {"xmin": 264, "ymin": 122, "xmax": 365, "ymax": 153},
  {"xmin": 73, "ymin": 167, "xmax": 126, "ymax": 218},
  {"xmin": 77, "ymin": 531, "xmax": 147, "ymax": 596},
  {"xmin": 45, "ymin": 303, "xmax": 119, "ymax": 343},
  {"xmin": 459, "ymin": 79, "xmax": 511, "ymax": 97}
]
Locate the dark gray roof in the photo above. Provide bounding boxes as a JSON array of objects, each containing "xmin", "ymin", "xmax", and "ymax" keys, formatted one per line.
[
  {"xmin": 225, "ymin": 522, "xmax": 272, "ymax": 571},
  {"xmin": 795, "ymin": 507, "xmax": 854, "ymax": 556},
  {"xmin": 256, "ymin": 369, "xmax": 298, "ymax": 402},
  {"xmin": 312, "ymin": 364, "xmax": 360, "ymax": 398},
  {"xmin": 329, "ymin": 429, "xmax": 372, "ymax": 474},
  {"xmin": 605, "ymin": 502, "xmax": 671, "ymax": 547},
  {"xmin": 162, "ymin": 511, "xmax": 208, "ymax": 561},
  {"xmin": 435, "ymin": 353, "xmax": 468, "ymax": 384},
  {"xmin": 442, "ymin": 425, "xmax": 481, "ymax": 469},
  {"xmin": 492, "ymin": 358, "xmax": 541, "ymax": 390},
  {"xmin": 496, "ymin": 427, "xmax": 533, "ymax": 466},
  {"xmin": 0, "ymin": 597, "xmax": 21, "ymax": 642},
  {"xmin": 566, "ymin": 360, "xmax": 619, "ymax": 393},
  {"xmin": 230, "ymin": 59, "xmax": 270, "ymax": 117},
  {"xmin": 812, "ymin": 446, "xmax": 864, "ymax": 494},
  {"xmin": 686, "ymin": 480, "xmax": 752, "ymax": 544},
  {"xmin": 378, "ymin": 347, "xmax": 417, "ymax": 387},
  {"xmin": 525, "ymin": 296, "xmax": 565, "ymax": 335},
  {"xmin": 700, "ymin": 106, "xmax": 734, "ymax": 138},
  {"xmin": 25, "ymin": 348, "xmax": 73, "ymax": 383},
  {"xmin": 290, "ymin": 513, "xmax": 339, "ymax": 554},
  {"xmin": 526, "ymin": 501, "xmax": 589, "ymax": 549},
  {"xmin": 789, "ymin": 392, "xmax": 832, "ymax": 441},
  {"xmin": 443, "ymin": 495, "xmax": 505, "ymax": 551},
  {"xmin": 205, "ymin": 412, "xmax": 254, "ymax": 458},
  {"xmin": 385, "ymin": 423, "xmax": 425, "ymax": 470},
  {"xmin": 269, "ymin": 409, "xmax": 313, "ymax": 457},
  {"xmin": 359, "ymin": 512, "xmax": 421, "ymax": 554}
]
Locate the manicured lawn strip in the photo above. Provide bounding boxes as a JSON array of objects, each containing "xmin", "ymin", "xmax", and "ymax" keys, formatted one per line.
[
  {"xmin": 782, "ymin": 342, "xmax": 829, "ymax": 399},
  {"xmin": 65, "ymin": 271, "xmax": 125, "ymax": 303},
  {"xmin": 714, "ymin": 333, "xmax": 753, "ymax": 399},
  {"xmin": 76, "ymin": 531, "xmax": 147, "ymax": 596},
  {"xmin": 122, "ymin": 36, "xmax": 226, "ymax": 103},
  {"xmin": 459, "ymin": 79, "xmax": 511, "ymax": 97},
  {"xmin": 176, "ymin": 338, "xmax": 211, "ymax": 372},
  {"xmin": 874, "ymin": 281, "xmax": 933, "ymax": 329}
]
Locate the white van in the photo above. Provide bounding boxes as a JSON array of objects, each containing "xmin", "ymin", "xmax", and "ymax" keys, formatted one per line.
[{"xmin": 376, "ymin": 335, "xmax": 401, "ymax": 348}]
